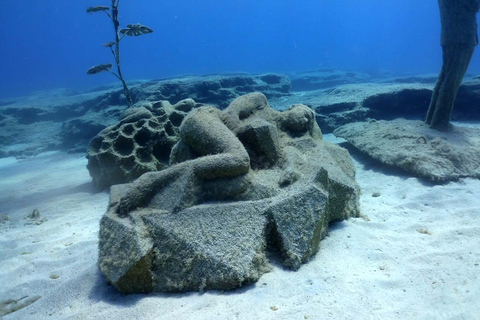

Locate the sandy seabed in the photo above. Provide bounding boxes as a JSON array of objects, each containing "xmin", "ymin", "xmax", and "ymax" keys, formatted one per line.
[{"xmin": 0, "ymin": 133, "xmax": 479, "ymax": 320}]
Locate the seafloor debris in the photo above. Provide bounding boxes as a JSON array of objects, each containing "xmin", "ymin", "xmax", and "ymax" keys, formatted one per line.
[{"xmin": 23, "ymin": 209, "xmax": 47, "ymax": 226}]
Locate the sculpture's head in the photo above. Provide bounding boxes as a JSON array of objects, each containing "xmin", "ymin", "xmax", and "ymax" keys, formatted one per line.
[{"xmin": 281, "ymin": 104, "xmax": 318, "ymax": 137}]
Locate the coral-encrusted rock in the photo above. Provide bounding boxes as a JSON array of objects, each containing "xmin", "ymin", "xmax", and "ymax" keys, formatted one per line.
[
  {"xmin": 86, "ymin": 99, "xmax": 196, "ymax": 190},
  {"xmin": 98, "ymin": 92, "xmax": 360, "ymax": 294}
]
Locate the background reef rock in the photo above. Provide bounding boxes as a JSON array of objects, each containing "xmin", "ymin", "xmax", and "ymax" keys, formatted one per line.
[
  {"xmin": 2, "ymin": 71, "xmax": 480, "ymax": 158},
  {"xmin": 98, "ymin": 92, "xmax": 360, "ymax": 294},
  {"xmin": 272, "ymin": 83, "xmax": 433, "ymax": 133},
  {"xmin": 334, "ymin": 119, "xmax": 480, "ymax": 182},
  {"xmin": 272, "ymin": 76, "xmax": 480, "ymax": 133},
  {"xmin": 288, "ymin": 68, "xmax": 372, "ymax": 91},
  {"xmin": 0, "ymin": 74, "xmax": 290, "ymax": 158},
  {"xmin": 0, "ymin": 87, "xmax": 127, "ymax": 157},
  {"xmin": 87, "ymin": 99, "xmax": 196, "ymax": 190},
  {"xmin": 131, "ymin": 73, "xmax": 291, "ymax": 109}
]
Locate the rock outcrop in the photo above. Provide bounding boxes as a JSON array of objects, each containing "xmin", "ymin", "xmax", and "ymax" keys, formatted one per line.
[
  {"xmin": 131, "ymin": 73, "xmax": 291, "ymax": 110},
  {"xmin": 0, "ymin": 74, "xmax": 291, "ymax": 158},
  {"xmin": 289, "ymin": 69, "xmax": 371, "ymax": 91},
  {"xmin": 272, "ymin": 83, "xmax": 433, "ymax": 133},
  {"xmin": 334, "ymin": 119, "xmax": 480, "ymax": 182},
  {"xmin": 272, "ymin": 77, "xmax": 480, "ymax": 133},
  {"xmin": 5, "ymin": 71, "xmax": 479, "ymax": 159},
  {"xmin": 98, "ymin": 92, "xmax": 360, "ymax": 294}
]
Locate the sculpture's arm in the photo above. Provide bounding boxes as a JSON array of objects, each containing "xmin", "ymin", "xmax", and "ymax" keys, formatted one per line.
[{"xmin": 180, "ymin": 107, "xmax": 250, "ymax": 179}]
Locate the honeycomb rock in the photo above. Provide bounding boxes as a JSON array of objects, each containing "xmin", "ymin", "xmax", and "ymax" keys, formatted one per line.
[{"xmin": 87, "ymin": 99, "xmax": 195, "ymax": 190}]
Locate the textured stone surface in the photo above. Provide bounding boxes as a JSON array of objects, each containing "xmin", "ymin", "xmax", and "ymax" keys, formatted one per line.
[
  {"xmin": 86, "ymin": 99, "xmax": 195, "ymax": 190},
  {"xmin": 266, "ymin": 185, "xmax": 329, "ymax": 270},
  {"xmin": 334, "ymin": 119, "xmax": 480, "ymax": 182},
  {"xmin": 142, "ymin": 202, "xmax": 271, "ymax": 293},
  {"xmin": 99, "ymin": 92, "xmax": 360, "ymax": 294}
]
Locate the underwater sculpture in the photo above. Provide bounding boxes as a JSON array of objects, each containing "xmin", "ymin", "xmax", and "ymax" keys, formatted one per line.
[
  {"xmin": 86, "ymin": 1, "xmax": 154, "ymax": 106},
  {"xmin": 98, "ymin": 92, "xmax": 360, "ymax": 293},
  {"xmin": 426, "ymin": 0, "xmax": 480, "ymax": 130}
]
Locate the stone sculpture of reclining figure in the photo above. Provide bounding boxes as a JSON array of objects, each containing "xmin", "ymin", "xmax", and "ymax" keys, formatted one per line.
[
  {"xmin": 117, "ymin": 106, "xmax": 251, "ymax": 215},
  {"xmin": 98, "ymin": 92, "xmax": 360, "ymax": 294}
]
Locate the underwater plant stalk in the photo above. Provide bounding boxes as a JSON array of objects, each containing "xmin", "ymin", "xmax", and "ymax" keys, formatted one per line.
[
  {"xmin": 86, "ymin": 0, "xmax": 153, "ymax": 107},
  {"xmin": 109, "ymin": 0, "xmax": 132, "ymax": 106}
]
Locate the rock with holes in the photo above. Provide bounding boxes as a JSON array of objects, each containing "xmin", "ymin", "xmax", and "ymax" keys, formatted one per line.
[
  {"xmin": 98, "ymin": 92, "xmax": 360, "ymax": 293},
  {"xmin": 86, "ymin": 99, "xmax": 196, "ymax": 190}
]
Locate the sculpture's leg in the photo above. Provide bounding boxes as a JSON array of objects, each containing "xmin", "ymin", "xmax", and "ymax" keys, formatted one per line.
[
  {"xmin": 426, "ymin": 45, "xmax": 475, "ymax": 130},
  {"xmin": 425, "ymin": 60, "xmax": 446, "ymax": 125}
]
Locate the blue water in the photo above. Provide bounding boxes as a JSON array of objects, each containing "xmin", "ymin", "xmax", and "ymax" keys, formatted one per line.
[{"xmin": 1, "ymin": 0, "xmax": 479, "ymax": 98}]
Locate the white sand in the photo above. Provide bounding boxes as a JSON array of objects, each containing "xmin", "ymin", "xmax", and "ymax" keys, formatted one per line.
[{"xmin": 1, "ymin": 135, "xmax": 479, "ymax": 319}]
